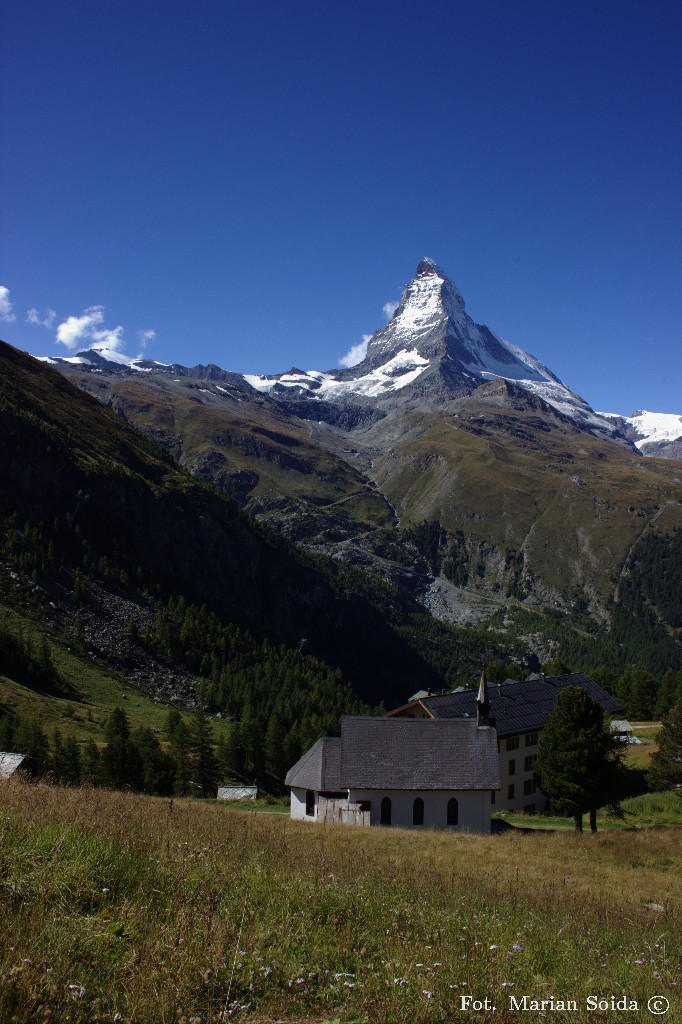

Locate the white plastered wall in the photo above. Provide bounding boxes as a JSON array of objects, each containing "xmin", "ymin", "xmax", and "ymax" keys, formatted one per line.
[{"xmin": 348, "ymin": 788, "xmax": 492, "ymax": 834}]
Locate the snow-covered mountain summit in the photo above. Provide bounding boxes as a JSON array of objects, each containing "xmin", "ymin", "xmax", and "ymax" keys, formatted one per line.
[{"xmin": 245, "ymin": 258, "xmax": 618, "ymax": 437}]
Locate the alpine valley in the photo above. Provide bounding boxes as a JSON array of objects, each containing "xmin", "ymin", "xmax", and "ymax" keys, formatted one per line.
[
  {"xmin": 47, "ymin": 259, "xmax": 682, "ymax": 632},
  {"xmin": 2, "ymin": 259, "xmax": 682, "ymax": 763}
]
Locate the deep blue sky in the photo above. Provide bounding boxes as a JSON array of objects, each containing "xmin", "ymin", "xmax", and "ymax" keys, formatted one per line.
[{"xmin": 1, "ymin": 0, "xmax": 680, "ymax": 415}]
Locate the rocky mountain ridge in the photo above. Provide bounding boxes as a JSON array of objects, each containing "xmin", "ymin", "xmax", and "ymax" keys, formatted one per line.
[{"xmin": 35, "ymin": 261, "xmax": 682, "ymax": 636}]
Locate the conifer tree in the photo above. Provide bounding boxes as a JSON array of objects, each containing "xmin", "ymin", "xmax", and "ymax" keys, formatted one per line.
[
  {"xmin": 534, "ymin": 686, "xmax": 628, "ymax": 833},
  {"xmin": 222, "ymin": 721, "xmax": 245, "ymax": 775},
  {"xmin": 190, "ymin": 708, "xmax": 219, "ymax": 797},
  {"xmin": 647, "ymin": 700, "xmax": 682, "ymax": 791},
  {"xmin": 82, "ymin": 739, "xmax": 101, "ymax": 785},
  {"xmin": 61, "ymin": 734, "xmax": 82, "ymax": 786},
  {"xmin": 656, "ymin": 669, "xmax": 682, "ymax": 719},
  {"xmin": 166, "ymin": 709, "xmax": 192, "ymax": 795},
  {"xmin": 130, "ymin": 726, "xmax": 174, "ymax": 795},
  {"xmin": 13, "ymin": 716, "xmax": 49, "ymax": 770},
  {"xmin": 264, "ymin": 712, "xmax": 287, "ymax": 778},
  {"xmin": 100, "ymin": 708, "xmax": 143, "ymax": 790}
]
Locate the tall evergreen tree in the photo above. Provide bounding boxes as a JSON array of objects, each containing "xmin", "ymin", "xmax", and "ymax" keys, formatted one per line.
[
  {"xmin": 82, "ymin": 739, "xmax": 101, "ymax": 785},
  {"xmin": 190, "ymin": 708, "xmax": 219, "ymax": 797},
  {"xmin": 534, "ymin": 686, "xmax": 628, "ymax": 833},
  {"xmin": 264, "ymin": 712, "xmax": 287, "ymax": 778},
  {"xmin": 166, "ymin": 709, "xmax": 192, "ymax": 795},
  {"xmin": 130, "ymin": 726, "xmax": 175, "ymax": 795},
  {"xmin": 647, "ymin": 700, "xmax": 682, "ymax": 791},
  {"xmin": 13, "ymin": 716, "xmax": 50, "ymax": 770},
  {"xmin": 656, "ymin": 669, "xmax": 682, "ymax": 719},
  {"xmin": 100, "ymin": 708, "xmax": 143, "ymax": 790}
]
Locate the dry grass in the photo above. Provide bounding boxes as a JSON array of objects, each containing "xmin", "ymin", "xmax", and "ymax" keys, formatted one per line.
[{"xmin": 0, "ymin": 782, "xmax": 680, "ymax": 1023}]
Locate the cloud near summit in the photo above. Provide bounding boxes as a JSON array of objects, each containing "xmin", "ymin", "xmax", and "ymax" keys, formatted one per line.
[
  {"xmin": 338, "ymin": 298, "xmax": 398, "ymax": 367},
  {"xmin": 54, "ymin": 305, "xmax": 144, "ymax": 359},
  {"xmin": 339, "ymin": 334, "xmax": 371, "ymax": 368}
]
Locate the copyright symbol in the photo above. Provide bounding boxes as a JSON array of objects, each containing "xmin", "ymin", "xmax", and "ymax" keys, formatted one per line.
[{"xmin": 648, "ymin": 996, "xmax": 669, "ymax": 1014}]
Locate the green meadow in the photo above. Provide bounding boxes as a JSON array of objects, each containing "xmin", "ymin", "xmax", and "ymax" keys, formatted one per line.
[{"xmin": 0, "ymin": 782, "xmax": 679, "ymax": 1024}]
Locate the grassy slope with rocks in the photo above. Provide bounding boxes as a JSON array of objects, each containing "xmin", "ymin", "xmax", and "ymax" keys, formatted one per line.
[{"xmin": 0, "ymin": 340, "xmax": 451, "ymax": 708}]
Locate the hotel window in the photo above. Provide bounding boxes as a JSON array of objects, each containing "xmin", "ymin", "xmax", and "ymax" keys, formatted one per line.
[
  {"xmin": 508, "ymin": 759, "xmax": 516, "ymax": 776},
  {"xmin": 525, "ymin": 732, "xmax": 538, "ymax": 747},
  {"xmin": 507, "ymin": 783, "xmax": 515, "ymax": 800},
  {"xmin": 447, "ymin": 798, "xmax": 459, "ymax": 826},
  {"xmin": 506, "ymin": 736, "xmax": 519, "ymax": 751},
  {"xmin": 413, "ymin": 797, "xmax": 425, "ymax": 826},
  {"xmin": 523, "ymin": 779, "xmax": 536, "ymax": 796},
  {"xmin": 305, "ymin": 790, "xmax": 315, "ymax": 816},
  {"xmin": 524, "ymin": 754, "xmax": 537, "ymax": 772}
]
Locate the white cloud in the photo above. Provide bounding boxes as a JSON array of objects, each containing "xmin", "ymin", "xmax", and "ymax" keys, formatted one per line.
[
  {"xmin": 55, "ymin": 307, "xmax": 125, "ymax": 354},
  {"xmin": 337, "ymin": 298, "xmax": 399, "ymax": 367},
  {"xmin": 56, "ymin": 305, "xmax": 106, "ymax": 350},
  {"xmin": 0, "ymin": 286, "xmax": 16, "ymax": 322},
  {"xmin": 137, "ymin": 328, "xmax": 156, "ymax": 349},
  {"xmin": 91, "ymin": 324, "xmax": 125, "ymax": 352},
  {"xmin": 54, "ymin": 303, "xmax": 154, "ymax": 364},
  {"xmin": 27, "ymin": 307, "xmax": 56, "ymax": 328},
  {"xmin": 339, "ymin": 333, "xmax": 371, "ymax": 368}
]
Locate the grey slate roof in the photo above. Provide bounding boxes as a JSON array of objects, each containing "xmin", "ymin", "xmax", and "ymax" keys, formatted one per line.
[
  {"xmin": 390, "ymin": 673, "xmax": 623, "ymax": 738},
  {"xmin": 286, "ymin": 717, "xmax": 500, "ymax": 792},
  {"xmin": 285, "ymin": 736, "xmax": 341, "ymax": 790}
]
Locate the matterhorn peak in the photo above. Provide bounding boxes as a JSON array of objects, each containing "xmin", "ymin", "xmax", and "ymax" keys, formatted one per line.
[
  {"xmin": 242, "ymin": 258, "xmax": 620, "ymax": 440},
  {"xmin": 415, "ymin": 256, "xmax": 445, "ymax": 276},
  {"xmin": 371, "ymin": 258, "xmax": 466, "ymax": 357}
]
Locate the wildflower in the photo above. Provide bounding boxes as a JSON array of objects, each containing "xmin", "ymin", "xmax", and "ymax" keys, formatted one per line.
[
  {"xmin": 68, "ymin": 985, "xmax": 85, "ymax": 1000},
  {"xmin": 422, "ymin": 990, "xmax": 433, "ymax": 998},
  {"xmin": 343, "ymin": 981, "xmax": 356, "ymax": 988},
  {"xmin": 393, "ymin": 978, "xmax": 408, "ymax": 986},
  {"xmin": 501, "ymin": 982, "xmax": 515, "ymax": 988},
  {"xmin": 635, "ymin": 958, "xmax": 645, "ymax": 965},
  {"xmin": 513, "ymin": 944, "xmax": 523, "ymax": 951},
  {"xmin": 489, "ymin": 944, "xmax": 498, "ymax": 950}
]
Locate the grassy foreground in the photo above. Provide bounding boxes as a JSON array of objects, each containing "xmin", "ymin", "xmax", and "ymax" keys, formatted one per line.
[{"xmin": 0, "ymin": 784, "xmax": 680, "ymax": 1024}]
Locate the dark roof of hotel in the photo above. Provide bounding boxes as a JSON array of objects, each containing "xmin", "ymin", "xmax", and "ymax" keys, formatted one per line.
[
  {"xmin": 388, "ymin": 673, "xmax": 623, "ymax": 737},
  {"xmin": 286, "ymin": 717, "xmax": 500, "ymax": 792}
]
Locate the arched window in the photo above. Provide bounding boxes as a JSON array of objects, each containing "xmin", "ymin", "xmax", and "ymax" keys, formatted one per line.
[
  {"xmin": 380, "ymin": 796, "xmax": 392, "ymax": 825},
  {"xmin": 447, "ymin": 797, "xmax": 459, "ymax": 826},
  {"xmin": 413, "ymin": 796, "xmax": 424, "ymax": 826},
  {"xmin": 305, "ymin": 790, "xmax": 315, "ymax": 816}
]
